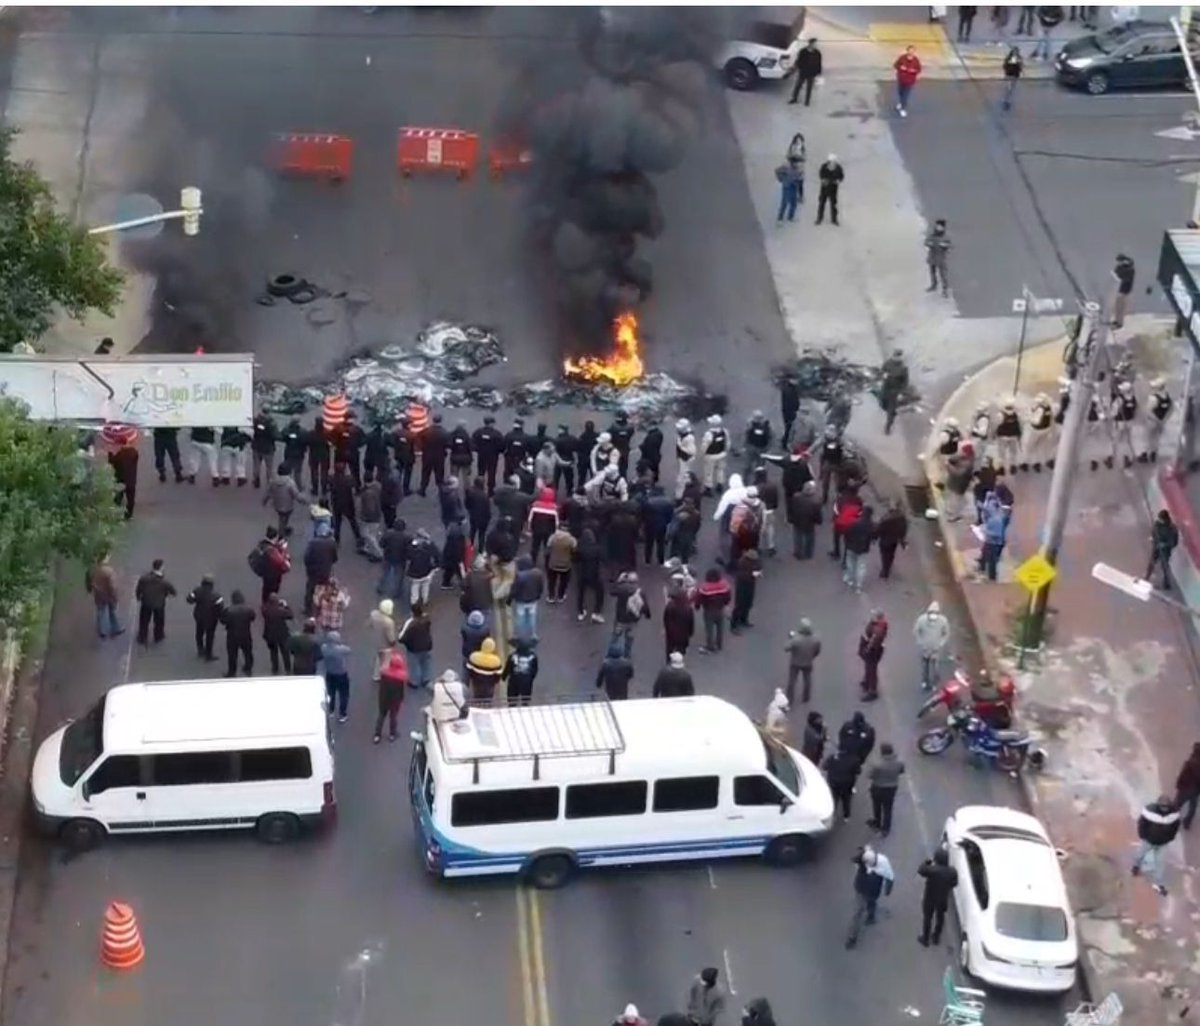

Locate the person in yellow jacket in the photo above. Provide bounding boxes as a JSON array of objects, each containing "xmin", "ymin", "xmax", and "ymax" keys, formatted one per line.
[{"xmin": 467, "ymin": 637, "xmax": 503, "ymax": 702}]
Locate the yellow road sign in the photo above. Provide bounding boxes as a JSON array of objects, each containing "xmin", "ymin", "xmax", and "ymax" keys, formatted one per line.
[{"xmin": 1014, "ymin": 552, "xmax": 1057, "ymax": 594}]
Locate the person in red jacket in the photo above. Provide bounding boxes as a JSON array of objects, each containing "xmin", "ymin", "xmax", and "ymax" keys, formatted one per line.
[
  {"xmin": 694, "ymin": 567, "xmax": 732, "ymax": 653},
  {"xmin": 893, "ymin": 45, "xmax": 922, "ymax": 117}
]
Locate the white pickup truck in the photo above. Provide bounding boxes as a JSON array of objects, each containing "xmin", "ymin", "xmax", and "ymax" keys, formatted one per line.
[{"xmin": 715, "ymin": 8, "xmax": 807, "ymax": 90}]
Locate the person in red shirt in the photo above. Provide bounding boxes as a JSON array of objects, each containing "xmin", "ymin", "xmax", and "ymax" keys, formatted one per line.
[{"xmin": 893, "ymin": 45, "xmax": 922, "ymax": 117}]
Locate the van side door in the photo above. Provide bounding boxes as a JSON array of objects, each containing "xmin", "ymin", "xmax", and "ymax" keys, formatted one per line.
[{"xmin": 80, "ymin": 755, "xmax": 152, "ymax": 832}]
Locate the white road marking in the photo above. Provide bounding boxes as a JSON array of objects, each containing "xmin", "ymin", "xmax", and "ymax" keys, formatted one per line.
[
  {"xmin": 722, "ymin": 948, "xmax": 738, "ymax": 995},
  {"xmin": 707, "ymin": 865, "xmax": 718, "ymax": 890},
  {"xmin": 118, "ymin": 593, "xmax": 137, "ymax": 684}
]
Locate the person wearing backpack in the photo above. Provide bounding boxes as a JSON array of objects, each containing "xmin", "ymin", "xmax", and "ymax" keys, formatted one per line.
[
  {"xmin": 373, "ymin": 649, "xmax": 407, "ymax": 743},
  {"xmin": 502, "ymin": 636, "xmax": 540, "ymax": 706},
  {"xmin": 250, "ymin": 526, "xmax": 291, "ymax": 604}
]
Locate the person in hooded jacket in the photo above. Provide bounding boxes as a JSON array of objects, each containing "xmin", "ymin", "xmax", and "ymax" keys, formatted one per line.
[
  {"xmin": 378, "ymin": 517, "xmax": 410, "ymax": 602},
  {"xmin": 595, "ymin": 639, "xmax": 635, "ymax": 700},
  {"xmin": 641, "ymin": 485, "xmax": 675, "ymax": 566},
  {"xmin": 913, "ymin": 601, "xmax": 950, "ymax": 691},
  {"xmin": 406, "ymin": 529, "xmax": 439, "ymax": 611},
  {"xmin": 440, "ymin": 519, "xmax": 468, "ymax": 589},
  {"xmin": 784, "ymin": 618, "xmax": 822, "ymax": 704},
  {"xmin": 741, "ymin": 997, "xmax": 777, "ymax": 1026},
  {"xmin": 842, "ymin": 503, "xmax": 875, "ymax": 593},
  {"xmin": 729, "ymin": 548, "xmax": 763, "ymax": 633},
  {"xmin": 612, "ymin": 571, "xmax": 652, "ymax": 656},
  {"xmin": 823, "ymin": 746, "xmax": 861, "ymax": 819},
  {"xmin": 288, "ymin": 617, "xmax": 322, "ymax": 675},
  {"xmin": 306, "ymin": 416, "xmax": 332, "ymax": 499},
  {"xmin": 391, "ymin": 418, "xmax": 417, "ymax": 496},
  {"xmin": 508, "ymin": 555, "xmax": 545, "ymax": 641},
  {"xmin": 329, "ymin": 462, "xmax": 363, "ymax": 549},
  {"xmin": 397, "ymin": 603, "xmax": 434, "ymax": 688},
  {"xmin": 838, "ymin": 711, "xmax": 876, "ymax": 770},
  {"xmin": 788, "ymin": 480, "xmax": 823, "ymax": 561},
  {"xmin": 751, "ymin": 467, "xmax": 780, "ymax": 555},
  {"xmin": 1133, "ymin": 794, "xmax": 1182, "ymax": 895},
  {"xmin": 545, "ymin": 524, "xmax": 577, "ymax": 603},
  {"xmin": 186, "ymin": 573, "xmax": 225, "ymax": 661},
  {"xmin": 830, "ymin": 487, "xmax": 863, "ymax": 563},
  {"xmin": 263, "ymin": 463, "xmax": 305, "ymax": 538},
  {"xmin": 743, "ymin": 411, "xmax": 773, "ymax": 475},
  {"xmin": 460, "ymin": 608, "xmax": 491, "ymax": 678},
  {"xmin": 668, "ymin": 499, "xmax": 701, "ymax": 565},
  {"xmin": 685, "ymin": 967, "xmax": 728, "ymax": 1026},
  {"xmin": 262, "ymin": 591, "xmax": 295, "ymax": 674},
  {"xmin": 502, "ymin": 419, "xmax": 532, "ymax": 482},
  {"xmin": 875, "ymin": 500, "xmax": 908, "ymax": 579},
  {"xmin": 653, "ymin": 652, "xmax": 695, "ymax": 697},
  {"xmin": 472, "ymin": 416, "xmax": 503, "ymax": 494},
  {"xmin": 281, "ymin": 418, "xmax": 307, "ymax": 487},
  {"xmin": 606, "ymin": 501, "xmax": 639, "ymax": 574},
  {"xmin": 438, "ymin": 477, "xmax": 465, "ymax": 529},
  {"xmin": 465, "ymin": 476, "xmax": 492, "ymax": 552},
  {"xmin": 363, "ymin": 420, "xmax": 391, "ymax": 485},
  {"xmin": 575, "ymin": 527, "xmax": 606, "ymax": 623},
  {"xmin": 460, "ymin": 555, "xmax": 493, "ymax": 618},
  {"xmin": 917, "ymin": 847, "xmax": 959, "ymax": 946},
  {"xmin": 801, "ymin": 710, "xmax": 828, "ymax": 764},
  {"xmin": 552, "ymin": 425, "xmax": 577, "ymax": 495},
  {"xmin": 1147, "ymin": 509, "xmax": 1180, "ymax": 590},
  {"xmin": 764, "ymin": 443, "xmax": 813, "ymax": 503},
  {"xmin": 527, "ymin": 486, "xmax": 560, "ymax": 562},
  {"xmin": 502, "ymin": 636, "xmax": 540, "ymax": 705},
  {"xmin": 1175, "ymin": 742, "xmax": 1200, "ymax": 830},
  {"xmin": 359, "ymin": 477, "xmax": 385, "ymax": 561},
  {"xmin": 639, "ymin": 421, "xmax": 664, "ymax": 483},
  {"xmin": 220, "ymin": 589, "xmax": 256, "ymax": 678},
  {"xmin": 693, "ymin": 567, "xmax": 732, "ymax": 653},
  {"xmin": 374, "ymin": 649, "xmax": 407, "ymax": 743},
  {"xmin": 448, "ymin": 422, "xmax": 473, "ymax": 479},
  {"xmin": 574, "ymin": 420, "xmax": 597, "ymax": 483},
  {"xmin": 662, "ymin": 589, "xmax": 696, "ymax": 661},
  {"xmin": 857, "ymin": 610, "xmax": 888, "ymax": 700},
  {"xmin": 467, "ymin": 637, "xmax": 503, "ymax": 701},
  {"xmin": 713, "ymin": 474, "xmax": 750, "ymax": 564}
]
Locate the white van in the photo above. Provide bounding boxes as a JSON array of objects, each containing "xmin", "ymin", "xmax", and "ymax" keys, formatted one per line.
[
  {"xmin": 32, "ymin": 677, "xmax": 335, "ymax": 851},
  {"xmin": 408, "ymin": 694, "xmax": 834, "ymax": 888},
  {"xmin": 716, "ymin": 8, "xmax": 807, "ymax": 90}
]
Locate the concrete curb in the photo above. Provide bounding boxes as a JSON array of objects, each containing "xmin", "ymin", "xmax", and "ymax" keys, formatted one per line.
[{"xmin": 918, "ymin": 338, "xmax": 1102, "ymax": 1005}]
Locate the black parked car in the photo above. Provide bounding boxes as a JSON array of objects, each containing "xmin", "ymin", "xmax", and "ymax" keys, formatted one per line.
[{"xmin": 1055, "ymin": 19, "xmax": 1200, "ymax": 95}]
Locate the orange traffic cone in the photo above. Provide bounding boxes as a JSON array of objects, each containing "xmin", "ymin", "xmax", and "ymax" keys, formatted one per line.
[{"xmin": 100, "ymin": 901, "xmax": 144, "ymax": 970}]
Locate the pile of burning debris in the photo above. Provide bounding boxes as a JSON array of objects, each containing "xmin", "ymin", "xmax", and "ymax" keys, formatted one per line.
[{"xmin": 772, "ymin": 350, "xmax": 921, "ymax": 412}]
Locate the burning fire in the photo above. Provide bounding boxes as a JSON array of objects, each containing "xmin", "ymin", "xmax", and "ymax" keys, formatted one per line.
[{"xmin": 563, "ymin": 311, "xmax": 645, "ymax": 387}]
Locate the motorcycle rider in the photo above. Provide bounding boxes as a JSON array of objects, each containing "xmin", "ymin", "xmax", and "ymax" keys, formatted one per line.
[{"xmin": 913, "ymin": 601, "xmax": 950, "ymax": 691}]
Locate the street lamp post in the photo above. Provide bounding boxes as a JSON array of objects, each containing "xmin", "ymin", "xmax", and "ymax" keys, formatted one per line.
[
  {"xmin": 88, "ymin": 186, "xmax": 203, "ymax": 237},
  {"xmin": 1092, "ymin": 561, "xmax": 1200, "ymax": 617}
]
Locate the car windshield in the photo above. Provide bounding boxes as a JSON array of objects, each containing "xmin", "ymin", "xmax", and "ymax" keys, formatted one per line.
[
  {"xmin": 58, "ymin": 696, "xmax": 106, "ymax": 786},
  {"xmin": 760, "ymin": 733, "xmax": 802, "ymax": 797},
  {"xmin": 1091, "ymin": 24, "xmax": 1141, "ymax": 54},
  {"xmin": 994, "ymin": 902, "xmax": 1069, "ymax": 942}
]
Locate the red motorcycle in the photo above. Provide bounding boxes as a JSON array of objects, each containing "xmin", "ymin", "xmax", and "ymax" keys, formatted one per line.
[{"xmin": 917, "ymin": 668, "xmax": 1015, "ymax": 729}]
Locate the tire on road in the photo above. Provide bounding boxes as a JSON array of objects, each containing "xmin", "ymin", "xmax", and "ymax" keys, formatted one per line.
[
  {"xmin": 256, "ymin": 811, "xmax": 301, "ymax": 844},
  {"xmin": 764, "ymin": 833, "xmax": 814, "ymax": 867},
  {"xmin": 266, "ymin": 274, "xmax": 305, "ymax": 299},
  {"xmin": 1085, "ymin": 71, "xmax": 1109, "ymax": 95},
  {"xmin": 917, "ymin": 728, "xmax": 954, "ymax": 755},
  {"xmin": 724, "ymin": 58, "xmax": 758, "ymax": 91},
  {"xmin": 959, "ymin": 934, "xmax": 973, "ymax": 977},
  {"xmin": 59, "ymin": 817, "xmax": 105, "ymax": 852},
  {"xmin": 525, "ymin": 852, "xmax": 574, "ymax": 889}
]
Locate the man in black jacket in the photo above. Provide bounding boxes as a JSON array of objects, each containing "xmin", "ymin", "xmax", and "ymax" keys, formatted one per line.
[
  {"xmin": 838, "ymin": 711, "xmax": 876, "ymax": 770},
  {"xmin": 875, "ymin": 500, "xmax": 909, "ymax": 579},
  {"xmin": 287, "ymin": 618, "xmax": 323, "ymax": 675},
  {"xmin": 329, "ymin": 462, "xmax": 363, "ymax": 548},
  {"xmin": 789, "ymin": 38, "xmax": 822, "ymax": 105},
  {"xmin": 281, "ymin": 418, "xmax": 307, "ymax": 487},
  {"xmin": 788, "ymin": 481, "xmax": 823, "ymax": 560},
  {"xmin": 220, "ymin": 589, "xmax": 256, "ymax": 677},
  {"xmin": 304, "ymin": 529, "xmax": 339, "ymax": 615},
  {"xmin": 653, "ymin": 652, "xmax": 695, "ymax": 698},
  {"xmin": 334, "ymin": 413, "xmax": 365, "ymax": 488},
  {"xmin": 917, "ymin": 848, "xmax": 958, "ymax": 946},
  {"xmin": 135, "ymin": 559, "xmax": 177, "ymax": 645},
  {"xmin": 1132, "ymin": 794, "xmax": 1182, "ymax": 895},
  {"xmin": 186, "ymin": 573, "xmax": 224, "ymax": 661},
  {"xmin": 251, "ymin": 410, "xmax": 278, "ymax": 488},
  {"xmin": 609, "ymin": 412, "xmax": 635, "ymax": 478},
  {"xmin": 815, "ymin": 155, "xmax": 844, "ymax": 227},
  {"xmin": 378, "ymin": 518, "xmax": 411, "ymax": 601},
  {"xmin": 640, "ymin": 486, "xmax": 675, "ymax": 566},
  {"xmin": 419, "ymin": 414, "xmax": 450, "ymax": 496},
  {"xmin": 152, "ymin": 427, "xmax": 184, "ymax": 484},
  {"xmin": 638, "ymin": 421, "xmax": 664, "ymax": 483},
  {"xmin": 391, "ymin": 419, "xmax": 416, "ymax": 496},
  {"xmin": 465, "ymin": 477, "xmax": 492, "ymax": 551},
  {"xmin": 822, "ymin": 746, "xmax": 860, "ymax": 819},
  {"xmin": 472, "ymin": 416, "xmax": 503, "ymax": 494},
  {"xmin": 363, "ymin": 420, "xmax": 391, "ymax": 484},
  {"xmin": 262, "ymin": 591, "xmax": 294, "ymax": 674},
  {"xmin": 306, "ymin": 416, "xmax": 332, "ymax": 499},
  {"xmin": 553, "ymin": 425, "xmax": 577, "ymax": 495}
]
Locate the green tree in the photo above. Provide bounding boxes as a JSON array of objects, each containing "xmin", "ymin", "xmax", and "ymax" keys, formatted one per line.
[
  {"xmin": 0, "ymin": 398, "xmax": 122, "ymax": 631},
  {"xmin": 0, "ymin": 126, "xmax": 124, "ymax": 352}
]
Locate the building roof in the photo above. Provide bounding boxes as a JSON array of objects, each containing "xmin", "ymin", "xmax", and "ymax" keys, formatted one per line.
[{"xmin": 103, "ymin": 678, "xmax": 327, "ymax": 750}]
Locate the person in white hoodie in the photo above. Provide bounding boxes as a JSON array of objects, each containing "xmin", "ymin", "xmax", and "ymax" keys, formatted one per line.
[
  {"xmin": 700, "ymin": 414, "xmax": 729, "ymax": 496},
  {"xmin": 674, "ymin": 419, "xmax": 696, "ymax": 499},
  {"xmin": 913, "ymin": 601, "xmax": 950, "ymax": 691},
  {"xmin": 713, "ymin": 473, "xmax": 751, "ymax": 564}
]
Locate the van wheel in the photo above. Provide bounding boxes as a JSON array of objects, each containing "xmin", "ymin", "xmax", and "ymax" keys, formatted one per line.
[
  {"xmin": 256, "ymin": 812, "xmax": 301, "ymax": 844},
  {"xmin": 59, "ymin": 818, "xmax": 105, "ymax": 852},
  {"xmin": 765, "ymin": 834, "xmax": 813, "ymax": 866},
  {"xmin": 526, "ymin": 854, "xmax": 573, "ymax": 889},
  {"xmin": 724, "ymin": 58, "xmax": 758, "ymax": 91}
]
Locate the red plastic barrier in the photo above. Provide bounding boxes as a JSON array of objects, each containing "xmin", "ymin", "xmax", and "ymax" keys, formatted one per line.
[
  {"xmin": 396, "ymin": 127, "xmax": 479, "ymax": 180},
  {"xmin": 270, "ymin": 133, "xmax": 353, "ymax": 182},
  {"xmin": 488, "ymin": 140, "xmax": 534, "ymax": 180}
]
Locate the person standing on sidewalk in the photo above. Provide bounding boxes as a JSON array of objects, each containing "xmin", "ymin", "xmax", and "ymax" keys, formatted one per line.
[
  {"xmin": 186, "ymin": 573, "xmax": 224, "ymax": 660},
  {"xmin": 1174, "ymin": 743, "xmax": 1200, "ymax": 830},
  {"xmin": 913, "ymin": 602, "xmax": 950, "ymax": 691},
  {"xmin": 685, "ymin": 967, "xmax": 727, "ymax": 1026},
  {"xmin": 815, "ymin": 154, "xmax": 844, "ymax": 226},
  {"xmin": 845, "ymin": 844, "xmax": 894, "ymax": 950},
  {"xmin": 788, "ymin": 38, "xmax": 822, "ymax": 105},
  {"xmin": 1001, "ymin": 46, "xmax": 1024, "ymax": 110},
  {"xmin": 86, "ymin": 554, "xmax": 123, "ymax": 640},
  {"xmin": 917, "ymin": 848, "xmax": 959, "ymax": 947},
  {"xmin": 1031, "ymin": 5, "xmax": 1063, "ymax": 59},
  {"xmin": 1131, "ymin": 794, "xmax": 1181, "ymax": 896},
  {"xmin": 893, "ymin": 45, "xmax": 922, "ymax": 117},
  {"xmin": 866, "ymin": 743, "xmax": 905, "ymax": 836},
  {"xmin": 1147, "ymin": 509, "xmax": 1179, "ymax": 590},
  {"xmin": 784, "ymin": 619, "xmax": 822, "ymax": 704},
  {"xmin": 858, "ymin": 610, "xmax": 888, "ymax": 702},
  {"xmin": 956, "ymin": 5, "xmax": 977, "ymax": 40},
  {"xmin": 135, "ymin": 558, "xmax": 176, "ymax": 646},
  {"xmin": 924, "ymin": 219, "xmax": 952, "ymax": 296}
]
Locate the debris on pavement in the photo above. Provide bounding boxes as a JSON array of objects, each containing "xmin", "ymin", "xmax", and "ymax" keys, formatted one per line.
[
  {"xmin": 772, "ymin": 349, "xmax": 921, "ymax": 412},
  {"xmin": 510, "ymin": 372, "xmax": 726, "ymax": 421}
]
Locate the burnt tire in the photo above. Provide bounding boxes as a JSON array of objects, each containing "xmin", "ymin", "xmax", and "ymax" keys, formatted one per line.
[
  {"xmin": 724, "ymin": 58, "xmax": 758, "ymax": 91},
  {"xmin": 267, "ymin": 273, "xmax": 305, "ymax": 298}
]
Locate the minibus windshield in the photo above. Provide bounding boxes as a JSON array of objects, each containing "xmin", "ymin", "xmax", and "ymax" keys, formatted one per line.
[
  {"xmin": 762, "ymin": 734, "xmax": 801, "ymax": 797},
  {"xmin": 59, "ymin": 696, "xmax": 106, "ymax": 785}
]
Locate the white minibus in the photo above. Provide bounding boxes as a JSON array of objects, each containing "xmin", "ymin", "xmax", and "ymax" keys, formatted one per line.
[
  {"xmin": 32, "ymin": 677, "xmax": 335, "ymax": 850},
  {"xmin": 408, "ymin": 694, "xmax": 834, "ymax": 887}
]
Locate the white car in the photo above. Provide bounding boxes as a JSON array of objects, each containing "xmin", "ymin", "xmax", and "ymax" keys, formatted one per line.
[{"xmin": 943, "ymin": 806, "xmax": 1078, "ymax": 994}]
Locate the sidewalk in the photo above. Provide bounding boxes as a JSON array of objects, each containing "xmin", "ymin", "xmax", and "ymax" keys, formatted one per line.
[{"xmin": 925, "ymin": 329, "xmax": 1200, "ymax": 1025}]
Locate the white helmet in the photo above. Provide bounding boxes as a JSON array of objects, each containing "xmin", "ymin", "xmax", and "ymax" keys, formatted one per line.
[
  {"xmin": 676, "ymin": 418, "xmax": 691, "ymax": 433},
  {"xmin": 945, "ymin": 416, "xmax": 959, "ymax": 429},
  {"xmin": 1151, "ymin": 377, "xmax": 1167, "ymax": 390},
  {"xmin": 620, "ymin": 1006, "xmax": 641, "ymax": 1024},
  {"xmin": 1035, "ymin": 392, "xmax": 1049, "ymax": 404},
  {"xmin": 598, "ymin": 432, "xmax": 612, "ymax": 444},
  {"xmin": 1003, "ymin": 398, "xmax": 1016, "ymax": 410},
  {"xmin": 1118, "ymin": 380, "xmax": 1133, "ymax": 394},
  {"xmin": 707, "ymin": 413, "xmax": 722, "ymax": 426}
]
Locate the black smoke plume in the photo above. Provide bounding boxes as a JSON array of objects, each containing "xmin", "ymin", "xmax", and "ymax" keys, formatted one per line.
[{"xmin": 500, "ymin": 8, "xmax": 724, "ymax": 352}]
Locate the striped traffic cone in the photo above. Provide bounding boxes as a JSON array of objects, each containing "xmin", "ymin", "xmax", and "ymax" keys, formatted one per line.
[{"xmin": 100, "ymin": 901, "xmax": 145, "ymax": 971}]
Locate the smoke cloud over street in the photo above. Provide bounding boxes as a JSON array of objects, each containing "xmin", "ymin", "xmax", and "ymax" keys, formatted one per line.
[{"xmin": 501, "ymin": 8, "xmax": 723, "ymax": 351}]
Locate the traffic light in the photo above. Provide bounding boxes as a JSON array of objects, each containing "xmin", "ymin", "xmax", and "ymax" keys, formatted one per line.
[{"xmin": 180, "ymin": 186, "xmax": 202, "ymax": 236}]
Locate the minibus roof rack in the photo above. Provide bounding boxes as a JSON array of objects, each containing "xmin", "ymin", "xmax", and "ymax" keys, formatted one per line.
[{"xmin": 435, "ymin": 697, "xmax": 626, "ymax": 783}]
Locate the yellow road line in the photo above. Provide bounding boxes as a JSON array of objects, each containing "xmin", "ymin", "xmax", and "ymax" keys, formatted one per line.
[
  {"xmin": 516, "ymin": 886, "xmax": 537, "ymax": 1026},
  {"xmin": 528, "ymin": 888, "xmax": 551, "ymax": 1026}
]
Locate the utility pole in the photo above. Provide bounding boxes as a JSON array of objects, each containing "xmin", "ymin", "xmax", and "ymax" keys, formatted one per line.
[{"xmin": 1025, "ymin": 298, "xmax": 1105, "ymax": 646}]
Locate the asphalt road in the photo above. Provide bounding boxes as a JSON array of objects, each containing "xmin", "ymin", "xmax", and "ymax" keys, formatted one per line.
[
  {"xmin": 887, "ymin": 73, "xmax": 1197, "ymax": 318},
  {"xmin": 2, "ymin": 435, "xmax": 1073, "ymax": 1026}
]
